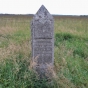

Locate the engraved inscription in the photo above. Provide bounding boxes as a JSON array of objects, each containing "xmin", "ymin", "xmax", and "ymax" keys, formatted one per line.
[{"xmin": 33, "ymin": 39, "xmax": 53, "ymax": 64}]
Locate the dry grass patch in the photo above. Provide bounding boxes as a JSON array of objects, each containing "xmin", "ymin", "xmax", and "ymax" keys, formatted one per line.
[
  {"xmin": 0, "ymin": 41, "xmax": 31, "ymax": 63},
  {"xmin": 0, "ymin": 27, "xmax": 17, "ymax": 35}
]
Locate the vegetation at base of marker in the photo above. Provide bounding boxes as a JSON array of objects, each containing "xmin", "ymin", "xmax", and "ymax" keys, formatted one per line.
[{"xmin": 0, "ymin": 15, "xmax": 88, "ymax": 88}]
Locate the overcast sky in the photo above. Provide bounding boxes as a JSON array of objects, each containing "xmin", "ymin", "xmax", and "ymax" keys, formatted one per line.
[{"xmin": 0, "ymin": 0, "xmax": 88, "ymax": 15}]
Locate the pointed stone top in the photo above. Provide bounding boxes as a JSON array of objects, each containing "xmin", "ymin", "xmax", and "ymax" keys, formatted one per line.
[
  {"xmin": 39, "ymin": 5, "xmax": 46, "ymax": 10},
  {"xmin": 33, "ymin": 5, "xmax": 53, "ymax": 20},
  {"xmin": 31, "ymin": 5, "xmax": 54, "ymax": 39},
  {"xmin": 36, "ymin": 5, "xmax": 48, "ymax": 14}
]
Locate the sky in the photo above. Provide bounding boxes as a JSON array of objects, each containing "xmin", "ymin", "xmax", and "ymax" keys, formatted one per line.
[{"xmin": 0, "ymin": 0, "xmax": 88, "ymax": 15}]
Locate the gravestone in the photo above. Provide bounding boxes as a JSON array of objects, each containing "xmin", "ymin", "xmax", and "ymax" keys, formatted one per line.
[{"xmin": 31, "ymin": 5, "xmax": 54, "ymax": 78}]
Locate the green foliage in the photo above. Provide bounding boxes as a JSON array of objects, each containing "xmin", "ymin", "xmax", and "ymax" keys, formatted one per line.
[
  {"xmin": 54, "ymin": 32, "xmax": 88, "ymax": 87},
  {"xmin": 73, "ymin": 48, "xmax": 87, "ymax": 58},
  {"xmin": 0, "ymin": 15, "xmax": 88, "ymax": 88},
  {"xmin": 0, "ymin": 57, "xmax": 56, "ymax": 88},
  {"xmin": 64, "ymin": 57, "xmax": 88, "ymax": 87},
  {"xmin": 12, "ymin": 29, "xmax": 30, "ymax": 44},
  {"xmin": 0, "ymin": 37, "xmax": 9, "ymax": 48},
  {"xmin": 55, "ymin": 33, "xmax": 74, "ymax": 46}
]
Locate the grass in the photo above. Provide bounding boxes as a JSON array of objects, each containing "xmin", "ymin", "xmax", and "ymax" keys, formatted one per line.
[{"xmin": 0, "ymin": 15, "xmax": 88, "ymax": 88}]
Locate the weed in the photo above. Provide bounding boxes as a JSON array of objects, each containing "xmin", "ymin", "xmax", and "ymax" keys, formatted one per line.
[{"xmin": 0, "ymin": 15, "xmax": 88, "ymax": 88}]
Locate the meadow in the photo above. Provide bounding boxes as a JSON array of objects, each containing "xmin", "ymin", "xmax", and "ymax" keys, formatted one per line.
[{"xmin": 0, "ymin": 15, "xmax": 88, "ymax": 88}]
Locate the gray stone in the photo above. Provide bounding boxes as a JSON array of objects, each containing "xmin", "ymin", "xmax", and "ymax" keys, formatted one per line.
[{"xmin": 31, "ymin": 5, "xmax": 54, "ymax": 78}]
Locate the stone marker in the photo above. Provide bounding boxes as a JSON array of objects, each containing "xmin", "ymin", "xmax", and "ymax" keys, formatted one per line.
[{"xmin": 31, "ymin": 5, "xmax": 54, "ymax": 78}]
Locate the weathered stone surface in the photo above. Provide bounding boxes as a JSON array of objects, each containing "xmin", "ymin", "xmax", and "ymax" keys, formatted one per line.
[
  {"xmin": 31, "ymin": 5, "xmax": 54, "ymax": 39},
  {"xmin": 31, "ymin": 5, "xmax": 54, "ymax": 78},
  {"xmin": 33, "ymin": 39, "xmax": 53, "ymax": 64}
]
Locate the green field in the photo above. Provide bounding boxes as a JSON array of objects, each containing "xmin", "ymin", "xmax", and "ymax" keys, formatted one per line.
[{"xmin": 0, "ymin": 15, "xmax": 88, "ymax": 88}]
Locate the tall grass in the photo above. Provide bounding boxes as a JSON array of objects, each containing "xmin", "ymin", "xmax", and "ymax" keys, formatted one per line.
[{"xmin": 0, "ymin": 15, "xmax": 88, "ymax": 88}]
